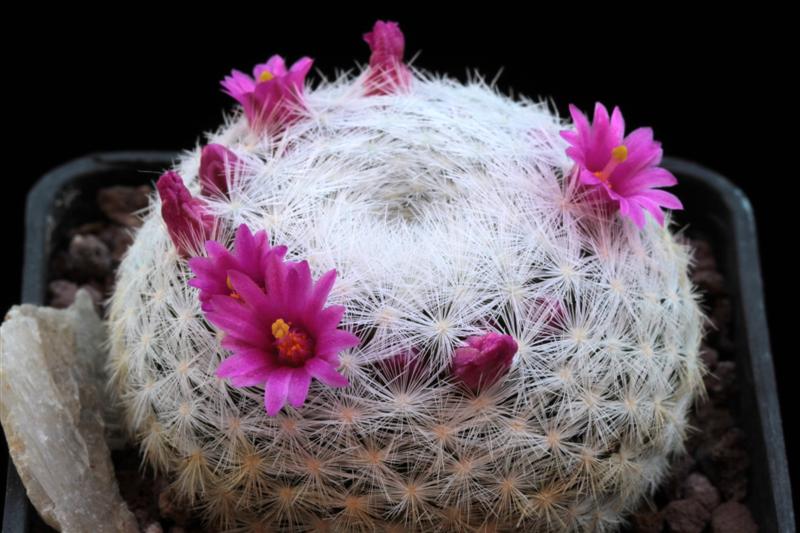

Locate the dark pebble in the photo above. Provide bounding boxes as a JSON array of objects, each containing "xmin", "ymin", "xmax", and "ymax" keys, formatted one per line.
[
  {"xmin": 48, "ymin": 280, "xmax": 78, "ymax": 308},
  {"xmin": 97, "ymin": 185, "xmax": 151, "ymax": 227},
  {"xmin": 68, "ymin": 234, "xmax": 112, "ymax": 278},
  {"xmin": 631, "ymin": 507, "xmax": 664, "ymax": 533},
  {"xmin": 683, "ymin": 472, "xmax": 720, "ymax": 511},
  {"xmin": 99, "ymin": 224, "xmax": 135, "ymax": 263},
  {"xmin": 700, "ymin": 346, "xmax": 719, "ymax": 371},
  {"xmin": 159, "ymin": 487, "xmax": 190, "ymax": 525},
  {"xmin": 711, "ymin": 501, "xmax": 758, "ymax": 533},
  {"xmin": 665, "ymin": 453, "xmax": 697, "ymax": 500},
  {"xmin": 664, "ymin": 498, "xmax": 710, "ymax": 533},
  {"xmin": 48, "ymin": 280, "xmax": 104, "ymax": 311}
]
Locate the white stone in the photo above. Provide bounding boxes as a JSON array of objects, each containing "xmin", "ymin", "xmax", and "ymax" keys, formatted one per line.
[{"xmin": 0, "ymin": 290, "xmax": 137, "ymax": 533}]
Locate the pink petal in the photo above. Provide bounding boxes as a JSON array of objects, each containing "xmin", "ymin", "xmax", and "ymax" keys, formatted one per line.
[
  {"xmin": 221, "ymin": 70, "xmax": 256, "ymax": 104},
  {"xmin": 311, "ymin": 305, "xmax": 346, "ymax": 333},
  {"xmin": 206, "ymin": 295, "xmax": 271, "ymax": 345},
  {"xmin": 261, "ymin": 55, "xmax": 288, "ymax": 77},
  {"xmin": 156, "ymin": 171, "xmax": 213, "ymax": 258},
  {"xmin": 200, "ymin": 144, "xmax": 240, "ymax": 198},
  {"xmin": 264, "ymin": 367, "xmax": 292, "ymax": 416},
  {"xmin": 226, "ymin": 270, "xmax": 279, "ymax": 320},
  {"xmin": 609, "ymin": 106, "xmax": 625, "ymax": 143},
  {"xmin": 308, "ymin": 269, "xmax": 337, "ymax": 313},
  {"xmin": 229, "ymin": 369, "xmax": 271, "ymax": 387},
  {"xmin": 265, "ymin": 248, "xmax": 289, "ymax": 303},
  {"xmin": 305, "ymin": 358, "xmax": 349, "ymax": 388},
  {"xmin": 617, "ymin": 127, "xmax": 661, "ymax": 176},
  {"xmin": 286, "ymin": 261, "xmax": 313, "ymax": 315},
  {"xmin": 315, "ymin": 329, "xmax": 360, "ymax": 360},
  {"xmin": 623, "ymin": 199, "xmax": 646, "ymax": 228},
  {"xmin": 635, "ymin": 196, "xmax": 666, "ymax": 226},
  {"xmin": 578, "ymin": 167, "xmax": 604, "ymax": 187},
  {"xmin": 287, "ymin": 369, "xmax": 312, "ymax": 408},
  {"xmin": 289, "ymin": 56, "xmax": 314, "ymax": 77},
  {"xmin": 613, "ymin": 166, "xmax": 678, "ymax": 195},
  {"xmin": 217, "ymin": 349, "xmax": 272, "ymax": 377},
  {"xmin": 637, "ymin": 188, "xmax": 684, "ymax": 210}
]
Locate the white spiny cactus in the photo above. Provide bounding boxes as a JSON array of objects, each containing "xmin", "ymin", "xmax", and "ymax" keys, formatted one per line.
[{"xmin": 107, "ymin": 66, "xmax": 704, "ymax": 532}]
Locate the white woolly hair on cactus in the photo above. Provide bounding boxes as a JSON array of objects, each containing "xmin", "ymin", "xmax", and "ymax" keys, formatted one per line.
[{"xmin": 107, "ymin": 21, "xmax": 705, "ymax": 533}]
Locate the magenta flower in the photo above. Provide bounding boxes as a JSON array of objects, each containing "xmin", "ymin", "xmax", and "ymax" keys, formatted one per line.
[
  {"xmin": 221, "ymin": 55, "xmax": 313, "ymax": 133},
  {"xmin": 200, "ymin": 144, "xmax": 241, "ymax": 198},
  {"xmin": 363, "ymin": 20, "xmax": 412, "ymax": 96},
  {"xmin": 156, "ymin": 171, "xmax": 214, "ymax": 258},
  {"xmin": 190, "ymin": 224, "xmax": 359, "ymax": 415},
  {"xmin": 452, "ymin": 332, "xmax": 518, "ymax": 391},
  {"xmin": 188, "ymin": 224, "xmax": 287, "ymax": 312},
  {"xmin": 560, "ymin": 103, "xmax": 683, "ymax": 228}
]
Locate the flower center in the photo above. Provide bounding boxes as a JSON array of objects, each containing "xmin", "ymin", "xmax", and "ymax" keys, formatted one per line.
[
  {"xmin": 271, "ymin": 318, "xmax": 314, "ymax": 366},
  {"xmin": 226, "ymin": 275, "xmax": 242, "ymax": 300},
  {"xmin": 592, "ymin": 144, "xmax": 628, "ymax": 186},
  {"xmin": 258, "ymin": 70, "xmax": 275, "ymax": 83}
]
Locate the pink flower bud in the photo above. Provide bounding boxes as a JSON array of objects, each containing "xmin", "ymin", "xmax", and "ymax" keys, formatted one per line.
[
  {"xmin": 363, "ymin": 20, "xmax": 412, "ymax": 96},
  {"xmin": 200, "ymin": 144, "xmax": 241, "ymax": 198},
  {"xmin": 156, "ymin": 171, "xmax": 214, "ymax": 258},
  {"xmin": 452, "ymin": 332, "xmax": 517, "ymax": 391}
]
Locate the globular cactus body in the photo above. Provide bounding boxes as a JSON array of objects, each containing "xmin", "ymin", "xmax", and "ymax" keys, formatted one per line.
[{"xmin": 108, "ymin": 65, "xmax": 703, "ymax": 532}]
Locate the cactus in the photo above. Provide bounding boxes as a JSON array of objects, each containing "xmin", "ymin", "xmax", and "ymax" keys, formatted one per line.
[{"xmin": 107, "ymin": 23, "xmax": 704, "ymax": 533}]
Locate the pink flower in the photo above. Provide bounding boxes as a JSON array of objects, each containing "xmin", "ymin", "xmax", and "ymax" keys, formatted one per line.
[
  {"xmin": 188, "ymin": 224, "xmax": 286, "ymax": 312},
  {"xmin": 363, "ymin": 20, "xmax": 412, "ymax": 96},
  {"xmin": 190, "ymin": 224, "xmax": 359, "ymax": 415},
  {"xmin": 452, "ymin": 332, "xmax": 518, "ymax": 390},
  {"xmin": 200, "ymin": 144, "xmax": 241, "ymax": 198},
  {"xmin": 221, "ymin": 55, "xmax": 313, "ymax": 133},
  {"xmin": 560, "ymin": 103, "xmax": 683, "ymax": 228},
  {"xmin": 156, "ymin": 171, "xmax": 214, "ymax": 258}
]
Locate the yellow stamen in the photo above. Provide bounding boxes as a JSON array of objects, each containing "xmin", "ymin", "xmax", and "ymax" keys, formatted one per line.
[
  {"xmin": 592, "ymin": 145, "xmax": 629, "ymax": 187},
  {"xmin": 259, "ymin": 70, "xmax": 274, "ymax": 83},
  {"xmin": 226, "ymin": 275, "xmax": 241, "ymax": 300},
  {"xmin": 612, "ymin": 145, "xmax": 628, "ymax": 162},
  {"xmin": 272, "ymin": 318, "xmax": 290, "ymax": 339}
]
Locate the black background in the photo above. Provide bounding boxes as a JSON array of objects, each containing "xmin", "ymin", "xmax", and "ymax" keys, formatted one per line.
[{"xmin": 4, "ymin": 10, "xmax": 795, "ymax": 502}]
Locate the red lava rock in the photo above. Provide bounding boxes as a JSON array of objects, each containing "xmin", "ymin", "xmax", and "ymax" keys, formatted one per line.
[
  {"xmin": 714, "ymin": 361, "xmax": 736, "ymax": 389},
  {"xmin": 68, "ymin": 234, "xmax": 112, "ymax": 278},
  {"xmin": 697, "ymin": 428, "xmax": 749, "ymax": 502},
  {"xmin": 48, "ymin": 280, "xmax": 104, "ymax": 311},
  {"xmin": 97, "ymin": 185, "xmax": 151, "ymax": 227},
  {"xmin": 631, "ymin": 508, "xmax": 664, "ymax": 533},
  {"xmin": 99, "ymin": 224, "xmax": 135, "ymax": 262},
  {"xmin": 683, "ymin": 472, "xmax": 720, "ymax": 511},
  {"xmin": 706, "ymin": 361, "xmax": 737, "ymax": 404},
  {"xmin": 158, "ymin": 487, "xmax": 190, "ymax": 525},
  {"xmin": 664, "ymin": 498, "xmax": 710, "ymax": 533},
  {"xmin": 48, "ymin": 280, "xmax": 79, "ymax": 308},
  {"xmin": 133, "ymin": 508, "xmax": 152, "ymax": 527},
  {"xmin": 665, "ymin": 453, "xmax": 698, "ymax": 500},
  {"xmin": 711, "ymin": 501, "xmax": 758, "ymax": 533}
]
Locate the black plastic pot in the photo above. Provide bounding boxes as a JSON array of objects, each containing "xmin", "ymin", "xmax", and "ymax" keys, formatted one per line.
[{"xmin": 2, "ymin": 153, "xmax": 794, "ymax": 532}]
